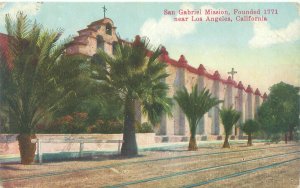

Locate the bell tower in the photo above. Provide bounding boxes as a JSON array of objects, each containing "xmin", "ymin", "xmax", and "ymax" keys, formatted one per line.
[{"xmin": 66, "ymin": 18, "xmax": 118, "ymax": 56}]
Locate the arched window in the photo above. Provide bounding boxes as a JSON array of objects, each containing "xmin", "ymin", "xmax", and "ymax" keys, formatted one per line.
[
  {"xmin": 97, "ymin": 35, "xmax": 104, "ymax": 50},
  {"xmin": 106, "ymin": 23, "xmax": 112, "ymax": 35}
]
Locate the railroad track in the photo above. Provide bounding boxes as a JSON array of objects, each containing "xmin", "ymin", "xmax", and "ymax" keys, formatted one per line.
[
  {"xmin": 1, "ymin": 144, "xmax": 299, "ymax": 184},
  {"xmin": 104, "ymin": 150, "xmax": 299, "ymax": 187},
  {"xmin": 181, "ymin": 157, "xmax": 300, "ymax": 187}
]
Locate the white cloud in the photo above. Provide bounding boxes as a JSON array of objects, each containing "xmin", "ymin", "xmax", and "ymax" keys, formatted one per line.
[
  {"xmin": 140, "ymin": 4, "xmax": 196, "ymax": 46},
  {"xmin": 249, "ymin": 19, "xmax": 300, "ymax": 48},
  {"xmin": 249, "ymin": 2, "xmax": 300, "ymax": 48},
  {"xmin": 0, "ymin": 3, "xmax": 5, "ymax": 9},
  {"xmin": 0, "ymin": 3, "xmax": 41, "ymax": 26},
  {"xmin": 140, "ymin": 4, "xmax": 227, "ymax": 46}
]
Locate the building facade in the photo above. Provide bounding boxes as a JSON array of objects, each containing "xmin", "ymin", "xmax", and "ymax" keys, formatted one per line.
[{"xmin": 66, "ymin": 18, "xmax": 268, "ymax": 140}]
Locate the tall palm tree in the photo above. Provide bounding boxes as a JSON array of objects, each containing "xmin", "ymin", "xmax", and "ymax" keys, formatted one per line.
[
  {"xmin": 240, "ymin": 119, "xmax": 260, "ymax": 146},
  {"xmin": 219, "ymin": 106, "xmax": 241, "ymax": 148},
  {"xmin": 174, "ymin": 85, "xmax": 222, "ymax": 151},
  {"xmin": 0, "ymin": 12, "xmax": 89, "ymax": 164},
  {"xmin": 92, "ymin": 36, "xmax": 172, "ymax": 156}
]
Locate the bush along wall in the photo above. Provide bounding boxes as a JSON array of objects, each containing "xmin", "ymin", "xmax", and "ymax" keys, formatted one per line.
[{"xmin": 36, "ymin": 112, "xmax": 154, "ymax": 134}]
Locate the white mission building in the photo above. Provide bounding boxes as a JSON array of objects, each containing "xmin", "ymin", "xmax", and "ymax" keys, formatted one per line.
[{"xmin": 66, "ymin": 18, "xmax": 268, "ymax": 141}]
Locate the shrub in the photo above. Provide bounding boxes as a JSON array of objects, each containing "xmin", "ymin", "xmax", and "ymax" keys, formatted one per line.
[
  {"xmin": 38, "ymin": 116, "xmax": 155, "ymax": 134},
  {"xmin": 136, "ymin": 122, "xmax": 154, "ymax": 133},
  {"xmin": 42, "ymin": 112, "xmax": 89, "ymax": 134},
  {"xmin": 87, "ymin": 119, "xmax": 123, "ymax": 134}
]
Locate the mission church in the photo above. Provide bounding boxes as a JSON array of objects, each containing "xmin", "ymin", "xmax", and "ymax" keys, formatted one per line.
[{"xmin": 65, "ymin": 16, "xmax": 268, "ymax": 141}]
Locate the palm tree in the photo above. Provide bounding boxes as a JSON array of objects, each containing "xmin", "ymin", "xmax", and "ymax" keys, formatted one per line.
[
  {"xmin": 0, "ymin": 12, "xmax": 89, "ymax": 164},
  {"xmin": 92, "ymin": 36, "xmax": 172, "ymax": 156},
  {"xmin": 240, "ymin": 119, "xmax": 260, "ymax": 146},
  {"xmin": 219, "ymin": 106, "xmax": 241, "ymax": 148},
  {"xmin": 174, "ymin": 85, "xmax": 222, "ymax": 151}
]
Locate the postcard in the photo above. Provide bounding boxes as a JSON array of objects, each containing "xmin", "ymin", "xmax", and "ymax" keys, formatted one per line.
[{"xmin": 0, "ymin": 2, "xmax": 299, "ymax": 188}]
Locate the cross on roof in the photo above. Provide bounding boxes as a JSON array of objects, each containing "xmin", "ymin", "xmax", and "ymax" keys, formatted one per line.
[
  {"xmin": 228, "ymin": 68, "xmax": 237, "ymax": 80},
  {"xmin": 102, "ymin": 5, "xmax": 107, "ymax": 18}
]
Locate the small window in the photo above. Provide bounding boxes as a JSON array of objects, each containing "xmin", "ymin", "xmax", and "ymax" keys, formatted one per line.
[{"xmin": 106, "ymin": 23, "xmax": 112, "ymax": 35}]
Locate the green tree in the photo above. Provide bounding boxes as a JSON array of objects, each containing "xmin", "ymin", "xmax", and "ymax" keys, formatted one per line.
[
  {"xmin": 219, "ymin": 106, "xmax": 241, "ymax": 148},
  {"xmin": 0, "ymin": 13, "xmax": 89, "ymax": 164},
  {"xmin": 50, "ymin": 53, "xmax": 120, "ymax": 125},
  {"xmin": 52, "ymin": 84, "xmax": 124, "ymax": 126},
  {"xmin": 92, "ymin": 36, "xmax": 172, "ymax": 156},
  {"xmin": 240, "ymin": 119, "xmax": 260, "ymax": 146},
  {"xmin": 257, "ymin": 82, "xmax": 299, "ymax": 142},
  {"xmin": 174, "ymin": 85, "xmax": 222, "ymax": 151}
]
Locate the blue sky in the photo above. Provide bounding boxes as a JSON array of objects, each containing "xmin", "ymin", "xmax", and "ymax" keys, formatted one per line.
[{"xmin": 0, "ymin": 2, "xmax": 299, "ymax": 93}]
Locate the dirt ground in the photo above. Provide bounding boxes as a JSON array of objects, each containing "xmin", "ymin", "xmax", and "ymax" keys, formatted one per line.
[{"xmin": 1, "ymin": 142, "xmax": 299, "ymax": 188}]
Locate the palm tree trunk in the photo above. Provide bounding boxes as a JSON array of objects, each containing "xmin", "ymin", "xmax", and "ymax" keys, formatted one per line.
[
  {"xmin": 234, "ymin": 126, "xmax": 237, "ymax": 136},
  {"xmin": 188, "ymin": 124, "xmax": 198, "ymax": 151},
  {"xmin": 121, "ymin": 97, "xmax": 138, "ymax": 156},
  {"xmin": 17, "ymin": 134, "xmax": 36, "ymax": 165},
  {"xmin": 285, "ymin": 132, "xmax": 288, "ymax": 144},
  {"xmin": 247, "ymin": 133, "xmax": 253, "ymax": 146},
  {"xmin": 223, "ymin": 134, "xmax": 230, "ymax": 148},
  {"xmin": 188, "ymin": 136, "xmax": 198, "ymax": 151}
]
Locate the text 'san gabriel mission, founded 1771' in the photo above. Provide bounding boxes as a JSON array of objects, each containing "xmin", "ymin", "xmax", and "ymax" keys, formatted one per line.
[{"xmin": 164, "ymin": 8, "xmax": 278, "ymax": 22}]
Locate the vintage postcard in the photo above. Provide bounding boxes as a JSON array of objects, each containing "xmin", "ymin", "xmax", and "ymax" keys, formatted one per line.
[{"xmin": 0, "ymin": 1, "xmax": 299, "ymax": 188}]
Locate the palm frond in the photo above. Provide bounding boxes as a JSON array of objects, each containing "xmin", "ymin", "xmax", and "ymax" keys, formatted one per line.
[
  {"xmin": 175, "ymin": 85, "xmax": 222, "ymax": 136},
  {"xmin": 92, "ymin": 36, "xmax": 172, "ymax": 127},
  {"xmin": 219, "ymin": 106, "xmax": 241, "ymax": 136},
  {"xmin": 0, "ymin": 13, "xmax": 89, "ymax": 133}
]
